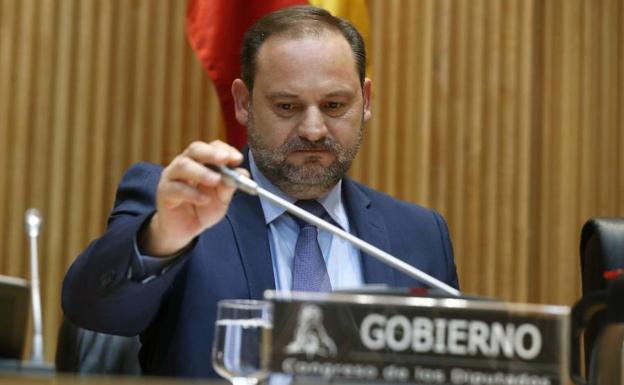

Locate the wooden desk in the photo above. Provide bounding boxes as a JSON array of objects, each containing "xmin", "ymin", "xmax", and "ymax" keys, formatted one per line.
[{"xmin": 0, "ymin": 374, "xmax": 227, "ymax": 385}]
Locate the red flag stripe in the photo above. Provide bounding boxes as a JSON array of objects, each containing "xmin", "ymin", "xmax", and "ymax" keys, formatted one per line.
[{"xmin": 186, "ymin": 0, "xmax": 308, "ymax": 148}]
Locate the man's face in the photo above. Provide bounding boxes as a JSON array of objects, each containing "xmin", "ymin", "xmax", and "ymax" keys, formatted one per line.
[{"xmin": 235, "ymin": 31, "xmax": 372, "ymax": 199}]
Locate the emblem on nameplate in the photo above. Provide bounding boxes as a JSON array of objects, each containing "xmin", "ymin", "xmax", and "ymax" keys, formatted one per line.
[{"xmin": 284, "ymin": 304, "xmax": 337, "ymax": 358}]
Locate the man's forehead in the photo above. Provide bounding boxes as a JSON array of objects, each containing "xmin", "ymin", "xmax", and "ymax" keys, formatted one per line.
[{"xmin": 255, "ymin": 34, "xmax": 357, "ymax": 77}]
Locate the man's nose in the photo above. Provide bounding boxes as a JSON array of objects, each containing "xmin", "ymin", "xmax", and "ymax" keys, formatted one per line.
[{"xmin": 297, "ymin": 107, "xmax": 328, "ymax": 142}]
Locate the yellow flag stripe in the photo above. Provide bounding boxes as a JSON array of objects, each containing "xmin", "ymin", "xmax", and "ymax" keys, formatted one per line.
[{"xmin": 309, "ymin": 0, "xmax": 371, "ymax": 77}]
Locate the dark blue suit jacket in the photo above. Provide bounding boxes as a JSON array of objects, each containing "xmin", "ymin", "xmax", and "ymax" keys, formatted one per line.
[{"xmin": 62, "ymin": 162, "xmax": 458, "ymax": 378}]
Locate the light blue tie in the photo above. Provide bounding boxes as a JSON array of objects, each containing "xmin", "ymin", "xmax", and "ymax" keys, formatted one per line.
[{"xmin": 291, "ymin": 200, "xmax": 332, "ymax": 292}]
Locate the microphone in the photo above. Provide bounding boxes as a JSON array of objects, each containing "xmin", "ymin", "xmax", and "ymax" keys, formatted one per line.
[
  {"xmin": 209, "ymin": 165, "xmax": 460, "ymax": 297},
  {"xmin": 25, "ymin": 209, "xmax": 42, "ymax": 238},
  {"xmin": 24, "ymin": 208, "xmax": 44, "ymax": 363}
]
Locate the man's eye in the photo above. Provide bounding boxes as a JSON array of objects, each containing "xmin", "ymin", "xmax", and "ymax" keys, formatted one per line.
[
  {"xmin": 323, "ymin": 102, "xmax": 346, "ymax": 116},
  {"xmin": 278, "ymin": 103, "xmax": 293, "ymax": 110},
  {"xmin": 325, "ymin": 102, "xmax": 342, "ymax": 109}
]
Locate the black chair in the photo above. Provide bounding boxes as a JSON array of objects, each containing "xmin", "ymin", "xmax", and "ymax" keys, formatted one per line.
[
  {"xmin": 578, "ymin": 218, "xmax": 624, "ymax": 377},
  {"xmin": 580, "ymin": 218, "xmax": 624, "ymax": 293},
  {"xmin": 55, "ymin": 317, "xmax": 141, "ymax": 375}
]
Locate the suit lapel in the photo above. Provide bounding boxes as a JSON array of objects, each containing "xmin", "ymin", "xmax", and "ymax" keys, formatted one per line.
[
  {"xmin": 226, "ymin": 190, "xmax": 275, "ymax": 299},
  {"xmin": 342, "ymin": 179, "xmax": 396, "ymax": 286},
  {"xmin": 225, "ymin": 153, "xmax": 275, "ymax": 299}
]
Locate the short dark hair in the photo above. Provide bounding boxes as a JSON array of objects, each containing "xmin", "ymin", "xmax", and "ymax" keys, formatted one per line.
[{"xmin": 240, "ymin": 5, "xmax": 366, "ymax": 91}]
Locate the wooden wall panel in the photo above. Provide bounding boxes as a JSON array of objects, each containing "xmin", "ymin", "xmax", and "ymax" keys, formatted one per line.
[
  {"xmin": 358, "ymin": 0, "xmax": 624, "ymax": 306},
  {"xmin": 0, "ymin": 0, "xmax": 622, "ymax": 361}
]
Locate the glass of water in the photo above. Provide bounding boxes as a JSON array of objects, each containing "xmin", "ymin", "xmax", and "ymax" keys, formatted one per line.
[{"xmin": 212, "ymin": 299, "xmax": 273, "ymax": 385}]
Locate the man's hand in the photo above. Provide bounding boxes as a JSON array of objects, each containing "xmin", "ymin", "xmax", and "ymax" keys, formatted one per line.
[{"xmin": 138, "ymin": 140, "xmax": 247, "ymax": 257}]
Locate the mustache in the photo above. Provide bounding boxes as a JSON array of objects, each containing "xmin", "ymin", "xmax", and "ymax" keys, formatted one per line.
[{"xmin": 279, "ymin": 137, "xmax": 342, "ymax": 153}]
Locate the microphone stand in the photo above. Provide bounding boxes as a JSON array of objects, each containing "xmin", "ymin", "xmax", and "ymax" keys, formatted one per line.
[
  {"xmin": 211, "ymin": 165, "xmax": 461, "ymax": 297},
  {"xmin": 24, "ymin": 209, "xmax": 44, "ymax": 364}
]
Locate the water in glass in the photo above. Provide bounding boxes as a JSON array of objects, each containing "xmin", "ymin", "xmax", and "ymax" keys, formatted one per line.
[{"xmin": 212, "ymin": 300, "xmax": 272, "ymax": 385}]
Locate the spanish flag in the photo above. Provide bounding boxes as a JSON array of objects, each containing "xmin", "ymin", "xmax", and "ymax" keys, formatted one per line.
[{"xmin": 186, "ymin": 0, "xmax": 370, "ymax": 149}]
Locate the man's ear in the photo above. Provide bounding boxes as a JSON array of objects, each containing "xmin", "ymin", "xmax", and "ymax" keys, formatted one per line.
[
  {"xmin": 362, "ymin": 78, "xmax": 372, "ymax": 122},
  {"xmin": 232, "ymin": 79, "xmax": 251, "ymax": 125}
]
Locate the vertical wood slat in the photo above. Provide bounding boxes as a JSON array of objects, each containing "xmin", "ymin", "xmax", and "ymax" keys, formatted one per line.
[
  {"xmin": 0, "ymin": 0, "xmax": 16, "ymax": 276},
  {"xmin": 514, "ymin": 0, "xmax": 534, "ymax": 302},
  {"xmin": 43, "ymin": 0, "xmax": 74, "ymax": 360},
  {"xmin": 87, "ymin": 0, "xmax": 113, "ymax": 238},
  {"xmin": 545, "ymin": 0, "xmax": 562, "ymax": 304},
  {"xmin": 620, "ymin": 0, "xmax": 624, "ymax": 216},
  {"xmin": 0, "ymin": 0, "xmax": 622, "ymax": 361},
  {"xmin": 600, "ymin": 0, "xmax": 618, "ymax": 215},
  {"xmin": 361, "ymin": 0, "xmax": 384, "ymax": 190},
  {"xmin": 462, "ymin": 0, "xmax": 485, "ymax": 298},
  {"xmin": 497, "ymin": 0, "xmax": 517, "ymax": 300},
  {"xmin": 382, "ymin": 1, "xmax": 399, "ymax": 197},
  {"xmin": 147, "ymin": 0, "xmax": 168, "ymax": 164},
  {"xmin": 165, "ymin": 0, "xmax": 186, "ymax": 162},
  {"xmin": 481, "ymin": 0, "xmax": 501, "ymax": 296},
  {"xmin": 397, "ymin": 0, "xmax": 417, "ymax": 202},
  {"xmin": 536, "ymin": 0, "xmax": 554, "ymax": 303},
  {"xmin": 579, "ymin": 0, "xmax": 598, "ymax": 226},
  {"xmin": 447, "ymin": 0, "xmax": 468, "ymax": 266},
  {"xmin": 412, "ymin": 0, "xmax": 434, "ymax": 205},
  {"xmin": 559, "ymin": 0, "xmax": 582, "ymax": 301},
  {"xmin": 66, "ymin": 0, "xmax": 95, "ymax": 290},
  {"xmin": 429, "ymin": 0, "xmax": 451, "ymax": 216},
  {"xmin": 0, "ymin": 0, "xmax": 16, "ymax": 274},
  {"xmin": 6, "ymin": 0, "xmax": 35, "ymax": 278},
  {"xmin": 108, "ymin": 1, "xmax": 132, "ymax": 180},
  {"xmin": 130, "ymin": 0, "xmax": 151, "ymax": 165}
]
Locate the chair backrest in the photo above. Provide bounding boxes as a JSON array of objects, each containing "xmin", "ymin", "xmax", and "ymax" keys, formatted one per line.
[
  {"xmin": 578, "ymin": 218, "xmax": 624, "ymax": 376},
  {"xmin": 55, "ymin": 317, "xmax": 141, "ymax": 375},
  {"xmin": 580, "ymin": 218, "xmax": 624, "ymax": 294}
]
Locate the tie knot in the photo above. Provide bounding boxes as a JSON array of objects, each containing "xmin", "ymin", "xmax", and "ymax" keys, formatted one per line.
[{"xmin": 293, "ymin": 200, "xmax": 326, "ymax": 228}]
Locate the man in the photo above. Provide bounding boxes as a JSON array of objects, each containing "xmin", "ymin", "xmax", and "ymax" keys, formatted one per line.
[{"xmin": 62, "ymin": 6, "xmax": 458, "ymax": 378}]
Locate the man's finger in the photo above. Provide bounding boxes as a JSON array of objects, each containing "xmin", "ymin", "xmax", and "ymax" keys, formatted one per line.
[
  {"xmin": 164, "ymin": 156, "xmax": 222, "ymax": 187},
  {"xmin": 160, "ymin": 180, "xmax": 212, "ymax": 206},
  {"xmin": 234, "ymin": 167, "xmax": 250, "ymax": 179},
  {"xmin": 183, "ymin": 141, "xmax": 243, "ymax": 166},
  {"xmin": 216, "ymin": 185, "xmax": 236, "ymax": 207}
]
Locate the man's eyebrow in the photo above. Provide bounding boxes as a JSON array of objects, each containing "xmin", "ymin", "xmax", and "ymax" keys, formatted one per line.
[
  {"xmin": 324, "ymin": 90, "xmax": 355, "ymax": 98},
  {"xmin": 266, "ymin": 92, "xmax": 298, "ymax": 100},
  {"xmin": 266, "ymin": 90, "xmax": 356, "ymax": 100}
]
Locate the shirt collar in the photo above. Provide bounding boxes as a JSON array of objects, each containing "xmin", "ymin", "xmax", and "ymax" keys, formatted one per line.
[{"xmin": 248, "ymin": 150, "xmax": 348, "ymax": 230}]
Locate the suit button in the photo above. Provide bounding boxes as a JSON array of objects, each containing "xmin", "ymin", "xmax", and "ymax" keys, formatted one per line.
[{"xmin": 100, "ymin": 270, "xmax": 116, "ymax": 288}]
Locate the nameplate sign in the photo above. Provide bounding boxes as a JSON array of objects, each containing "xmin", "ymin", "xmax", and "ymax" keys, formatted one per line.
[{"xmin": 264, "ymin": 291, "xmax": 569, "ymax": 385}]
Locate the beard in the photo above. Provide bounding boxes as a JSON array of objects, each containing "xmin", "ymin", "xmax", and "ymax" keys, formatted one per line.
[{"xmin": 247, "ymin": 111, "xmax": 364, "ymax": 198}]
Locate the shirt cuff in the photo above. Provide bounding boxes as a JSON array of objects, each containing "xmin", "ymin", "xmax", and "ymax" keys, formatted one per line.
[{"xmin": 128, "ymin": 236, "xmax": 183, "ymax": 283}]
